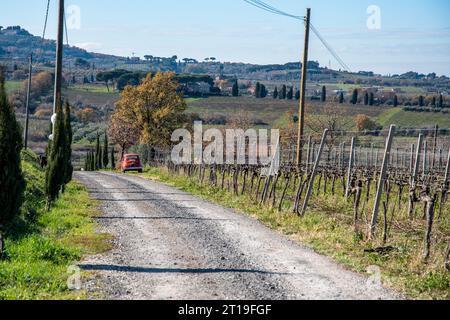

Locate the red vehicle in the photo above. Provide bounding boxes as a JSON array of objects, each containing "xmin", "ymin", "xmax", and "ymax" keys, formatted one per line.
[{"xmin": 121, "ymin": 154, "xmax": 143, "ymax": 173}]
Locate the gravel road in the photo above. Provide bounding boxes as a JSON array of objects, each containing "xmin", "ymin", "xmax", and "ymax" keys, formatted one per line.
[{"xmin": 74, "ymin": 171, "xmax": 402, "ymax": 300}]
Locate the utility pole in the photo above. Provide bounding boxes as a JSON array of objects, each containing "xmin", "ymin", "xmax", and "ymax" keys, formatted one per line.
[
  {"xmin": 24, "ymin": 53, "xmax": 32, "ymax": 150},
  {"xmin": 296, "ymin": 8, "xmax": 311, "ymax": 166},
  {"xmin": 51, "ymin": 0, "xmax": 64, "ymax": 138}
]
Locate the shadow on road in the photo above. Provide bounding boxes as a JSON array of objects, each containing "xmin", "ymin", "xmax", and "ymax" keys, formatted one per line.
[
  {"xmin": 92, "ymin": 198, "xmax": 198, "ymax": 202},
  {"xmin": 79, "ymin": 264, "xmax": 287, "ymax": 275},
  {"xmin": 93, "ymin": 216, "xmax": 233, "ymax": 221}
]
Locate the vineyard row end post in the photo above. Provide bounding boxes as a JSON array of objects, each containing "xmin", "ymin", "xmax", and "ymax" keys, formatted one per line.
[
  {"xmin": 345, "ymin": 137, "xmax": 356, "ymax": 199},
  {"xmin": 369, "ymin": 125, "xmax": 396, "ymax": 239},
  {"xmin": 299, "ymin": 129, "xmax": 328, "ymax": 217}
]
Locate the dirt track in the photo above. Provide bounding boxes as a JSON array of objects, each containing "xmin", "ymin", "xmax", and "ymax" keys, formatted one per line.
[{"xmin": 75, "ymin": 171, "xmax": 402, "ymax": 300}]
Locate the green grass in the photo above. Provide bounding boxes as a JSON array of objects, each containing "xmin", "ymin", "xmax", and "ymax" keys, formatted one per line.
[
  {"xmin": 139, "ymin": 167, "xmax": 449, "ymax": 300},
  {"xmin": 187, "ymin": 96, "xmax": 389, "ymax": 128},
  {"xmin": 5, "ymin": 81, "xmax": 22, "ymax": 94},
  {"xmin": 70, "ymin": 84, "xmax": 113, "ymax": 94},
  {"xmin": 0, "ymin": 150, "xmax": 111, "ymax": 300},
  {"xmin": 378, "ymin": 108, "xmax": 450, "ymax": 128}
]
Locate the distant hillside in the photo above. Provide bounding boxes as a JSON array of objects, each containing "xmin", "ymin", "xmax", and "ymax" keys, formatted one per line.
[
  {"xmin": 0, "ymin": 26, "xmax": 122, "ymax": 68},
  {"xmin": 1, "ymin": 26, "xmax": 449, "ymax": 92}
]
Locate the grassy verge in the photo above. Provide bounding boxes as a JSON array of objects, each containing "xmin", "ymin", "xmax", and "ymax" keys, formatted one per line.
[
  {"xmin": 140, "ymin": 166, "xmax": 449, "ymax": 300},
  {"xmin": 0, "ymin": 150, "xmax": 111, "ymax": 300}
]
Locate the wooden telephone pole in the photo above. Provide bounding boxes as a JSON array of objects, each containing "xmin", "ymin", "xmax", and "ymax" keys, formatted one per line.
[
  {"xmin": 52, "ymin": 0, "xmax": 64, "ymax": 123},
  {"xmin": 296, "ymin": 8, "xmax": 311, "ymax": 166},
  {"xmin": 24, "ymin": 53, "xmax": 32, "ymax": 150}
]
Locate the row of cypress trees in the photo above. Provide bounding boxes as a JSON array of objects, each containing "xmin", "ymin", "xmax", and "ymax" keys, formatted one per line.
[
  {"xmin": 84, "ymin": 132, "xmax": 115, "ymax": 171},
  {"xmin": 0, "ymin": 69, "xmax": 25, "ymax": 258},
  {"xmin": 45, "ymin": 100, "xmax": 73, "ymax": 210},
  {"xmin": 255, "ymin": 82, "xmax": 267, "ymax": 98},
  {"xmin": 0, "ymin": 68, "xmax": 73, "ymax": 257},
  {"xmin": 273, "ymin": 85, "xmax": 299, "ymax": 100}
]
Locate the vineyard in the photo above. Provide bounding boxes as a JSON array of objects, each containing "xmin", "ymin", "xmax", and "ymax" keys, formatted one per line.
[{"xmin": 136, "ymin": 125, "xmax": 450, "ymax": 287}]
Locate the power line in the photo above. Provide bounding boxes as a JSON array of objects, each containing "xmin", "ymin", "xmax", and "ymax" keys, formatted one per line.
[
  {"xmin": 243, "ymin": 0, "xmax": 351, "ymax": 73},
  {"xmin": 310, "ymin": 24, "xmax": 351, "ymax": 72},
  {"xmin": 42, "ymin": 0, "xmax": 51, "ymax": 39},
  {"xmin": 243, "ymin": 0, "xmax": 304, "ymax": 20},
  {"xmin": 64, "ymin": 12, "xmax": 69, "ymax": 46}
]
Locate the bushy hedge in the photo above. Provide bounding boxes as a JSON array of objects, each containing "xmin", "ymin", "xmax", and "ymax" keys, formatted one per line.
[{"xmin": 403, "ymin": 106, "xmax": 448, "ymax": 114}]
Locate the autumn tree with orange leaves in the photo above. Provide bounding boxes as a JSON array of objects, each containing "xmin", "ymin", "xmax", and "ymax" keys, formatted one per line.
[{"xmin": 109, "ymin": 72, "xmax": 189, "ymax": 158}]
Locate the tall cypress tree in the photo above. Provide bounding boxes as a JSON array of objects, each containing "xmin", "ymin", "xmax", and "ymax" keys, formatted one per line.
[
  {"xmin": 287, "ymin": 87, "xmax": 293, "ymax": 100},
  {"xmin": 0, "ymin": 70, "xmax": 25, "ymax": 258},
  {"xmin": 260, "ymin": 84, "xmax": 267, "ymax": 98},
  {"xmin": 95, "ymin": 133, "xmax": 101, "ymax": 169},
  {"xmin": 232, "ymin": 80, "xmax": 239, "ymax": 97},
  {"xmin": 273, "ymin": 87, "xmax": 278, "ymax": 99},
  {"xmin": 339, "ymin": 92, "xmax": 344, "ymax": 104},
  {"xmin": 281, "ymin": 85, "xmax": 287, "ymax": 99},
  {"xmin": 369, "ymin": 92, "xmax": 375, "ymax": 106},
  {"xmin": 63, "ymin": 101, "xmax": 73, "ymax": 186},
  {"xmin": 438, "ymin": 94, "xmax": 443, "ymax": 108},
  {"xmin": 111, "ymin": 146, "xmax": 116, "ymax": 170},
  {"xmin": 84, "ymin": 152, "xmax": 89, "ymax": 172},
  {"xmin": 418, "ymin": 95, "xmax": 424, "ymax": 107},
  {"xmin": 394, "ymin": 95, "xmax": 399, "ymax": 107},
  {"xmin": 103, "ymin": 132, "xmax": 109, "ymax": 169},
  {"xmin": 45, "ymin": 100, "xmax": 66, "ymax": 209},
  {"xmin": 321, "ymin": 86, "xmax": 327, "ymax": 102},
  {"xmin": 255, "ymin": 82, "xmax": 261, "ymax": 98},
  {"xmin": 364, "ymin": 92, "xmax": 369, "ymax": 105},
  {"xmin": 351, "ymin": 89, "xmax": 358, "ymax": 104},
  {"xmin": 90, "ymin": 151, "xmax": 95, "ymax": 171}
]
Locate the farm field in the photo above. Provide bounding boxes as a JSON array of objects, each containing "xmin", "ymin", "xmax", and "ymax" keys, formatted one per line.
[
  {"xmin": 70, "ymin": 83, "xmax": 113, "ymax": 94},
  {"xmin": 63, "ymin": 87, "xmax": 119, "ymax": 107},
  {"xmin": 188, "ymin": 96, "xmax": 390, "ymax": 127},
  {"xmin": 378, "ymin": 108, "xmax": 450, "ymax": 128},
  {"xmin": 5, "ymin": 80, "xmax": 21, "ymax": 94}
]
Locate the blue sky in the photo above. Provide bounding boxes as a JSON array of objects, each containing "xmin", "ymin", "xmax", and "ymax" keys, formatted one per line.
[{"xmin": 2, "ymin": 0, "xmax": 450, "ymax": 75}]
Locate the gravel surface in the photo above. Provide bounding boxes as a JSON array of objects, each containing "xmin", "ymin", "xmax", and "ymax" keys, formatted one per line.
[{"xmin": 75, "ymin": 171, "xmax": 402, "ymax": 300}]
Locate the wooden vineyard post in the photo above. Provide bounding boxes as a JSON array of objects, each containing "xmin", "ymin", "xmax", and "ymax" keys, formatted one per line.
[
  {"xmin": 299, "ymin": 129, "xmax": 328, "ymax": 217},
  {"xmin": 340, "ymin": 142, "xmax": 346, "ymax": 172},
  {"xmin": 445, "ymin": 149, "xmax": 450, "ymax": 187},
  {"xmin": 423, "ymin": 140, "xmax": 428, "ymax": 178},
  {"xmin": 345, "ymin": 138, "xmax": 356, "ymax": 199},
  {"xmin": 375, "ymin": 149, "xmax": 379, "ymax": 168},
  {"xmin": 431, "ymin": 124, "xmax": 438, "ymax": 171},
  {"xmin": 369, "ymin": 125, "xmax": 396, "ymax": 239},
  {"xmin": 370, "ymin": 143, "xmax": 374, "ymax": 168},
  {"xmin": 306, "ymin": 136, "xmax": 312, "ymax": 175},
  {"xmin": 409, "ymin": 144, "xmax": 415, "ymax": 175},
  {"xmin": 408, "ymin": 134, "xmax": 424, "ymax": 219}
]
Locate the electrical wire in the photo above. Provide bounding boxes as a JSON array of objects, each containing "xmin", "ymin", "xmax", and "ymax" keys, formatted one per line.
[
  {"xmin": 243, "ymin": 0, "xmax": 352, "ymax": 73},
  {"xmin": 310, "ymin": 24, "xmax": 351, "ymax": 72},
  {"xmin": 243, "ymin": 0, "xmax": 304, "ymax": 20},
  {"xmin": 42, "ymin": 0, "xmax": 51, "ymax": 39},
  {"xmin": 64, "ymin": 12, "xmax": 69, "ymax": 46}
]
